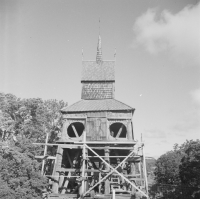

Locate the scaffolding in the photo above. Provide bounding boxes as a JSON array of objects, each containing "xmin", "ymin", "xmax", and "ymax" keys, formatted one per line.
[{"xmin": 34, "ymin": 117, "xmax": 149, "ymax": 199}]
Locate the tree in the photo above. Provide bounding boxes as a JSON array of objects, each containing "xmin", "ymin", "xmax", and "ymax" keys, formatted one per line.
[
  {"xmin": 150, "ymin": 140, "xmax": 200, "ymax": 199},
  {"xmin": 0, "ymin": 93, "xmax": 67, "ymax": 142},
  {"xmin": 0, "ymin": 93, "xmax": 67, "ymax": 198},
  {"xmin": 179, "ymin": 140, "xmax": 200, "ymax": 198},
  {"xmin": 154, "ymin": 149, "xmax": 183, "ymax": 185},
  {"xmin": 0, "ymin": 137, "xmax": 48, "ymax": 199}
]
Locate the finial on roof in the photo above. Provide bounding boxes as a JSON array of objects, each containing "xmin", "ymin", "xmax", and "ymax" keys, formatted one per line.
[
  {"xmin": 82, "ymin": 48, "xmax": 84, "ymax": 61},
  {"xmin": 114, "ymin": 48, "xmax": 117, "ymax": 60},
  {"xmin": 96, "ymin": 35, "xmax": 103, "ymax": 64},
  {"xmin": 99, "ymin": 17, "xmax": 101, "ymax": 35},
  {"xmin": 96, "ymin": 18, "xmax": 103, "ymax": 64}
]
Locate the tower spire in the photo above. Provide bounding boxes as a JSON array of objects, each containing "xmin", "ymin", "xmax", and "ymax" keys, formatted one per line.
[
  {"xmin": 99, "ymin": 17, "xmax": 101, "ymax": 35},
  {"xmin": 96, "ymin": 18, "xmax": 103, "ymax": 64}
]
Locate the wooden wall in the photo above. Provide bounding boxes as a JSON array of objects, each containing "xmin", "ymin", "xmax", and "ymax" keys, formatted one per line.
[{"xmin": 61, "ymin": 111, "xmax": 134, "ymax": 142}]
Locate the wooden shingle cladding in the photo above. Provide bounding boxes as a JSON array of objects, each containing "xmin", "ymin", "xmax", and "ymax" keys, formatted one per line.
[
  {"xmin": 81, "ymin": 61, "xmax": 115, "ymax": 82},
  {"xmin": 81, "ymin": 82, "xmax": 115, "ymax": 99}
]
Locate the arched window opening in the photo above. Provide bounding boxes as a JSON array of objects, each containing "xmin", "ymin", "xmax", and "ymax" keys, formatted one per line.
[
  {"xmin": 67, "ymin": 122, "xmax": 84, "ymax": 138},
  {"xmin": 110, "ymin": 122, "xmax": 127, "ymax": 138}
]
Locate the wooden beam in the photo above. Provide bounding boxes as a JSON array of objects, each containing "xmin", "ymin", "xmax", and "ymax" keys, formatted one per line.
[
  {"xmin": 80, "ymin": 130, "xmax": 86, "ymax": 196},
  {"xmin": 71, "ymin": 124, "xmax": 79, "ymax": 138},
  {"xmin": 89, "ymin": 147, "xmax": 134, "ymax": 150},
  {"xmin": 33, "ymin": 141, "xmax": 138, "ymax": 145},
  {"xmin": 107, "ymin": 117, "xmax": 132, "ymax": 120},
  {"xmin": 104, "ymin": 147, "xmax": 110, "ymax": 194},
  {"xmin": 63, "ymin": 115, "xmax": 86, "ymax": 119},
  {"xmin": 33, "ymin": 143, "xmax": 83, "ymax": 148},
  {"xmin": 52, "ymin": 146, "xmax": 63, "ymax": 194},
  {"xmin": 87, "ymin": 156, "xmax": 136, "ymax": 158},
  {"xmin": 57, "ymin": 168, "xmax": 104, "ymax": 172},
  {"xmin": 61, "ymin": 172, "xmax": 71, "ymax": 194},
  {"xmin": 127, "ymin": 178, "xmax": 145, "ymax": 181},
  {"xmin": 142, "ymin": 144, "xmax": 149, "ymax": 196},
  {"xmin": 45, "ymin": 174, "xmax": 85, "ymax": 179},
  {"xmin": 77, "ymin": 141, "xmax": 137, "ymax": 144},
  {"xmin": 35, "ymin": 156, "xmax": 56, "ymax": 160},
  {"xmin": 116, "ymin": 124, "xmax": 123, "ymax": 138}
]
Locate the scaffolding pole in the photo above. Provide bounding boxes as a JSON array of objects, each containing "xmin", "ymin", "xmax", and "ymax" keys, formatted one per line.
[{"xmin": 81, "ymin": 145, "xmax": 149, "ymax": 198}]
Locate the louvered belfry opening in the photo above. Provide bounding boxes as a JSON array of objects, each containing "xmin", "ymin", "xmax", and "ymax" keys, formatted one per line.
[{"xmin": 40, "ymin": 34, "xmax": 149, "ymax": 199}]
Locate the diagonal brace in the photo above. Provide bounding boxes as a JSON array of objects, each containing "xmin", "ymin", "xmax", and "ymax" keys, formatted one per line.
[
  {"xmin": 81, "ymin": 145, "xmax": 149, "ymax": 198},
  {"xmin": 79, "ymin": 148, "xmax": 133, "ymax": 198},
  {"xmin": 80, "ymin": 146, "xmax": 147, "ymax": 198}
]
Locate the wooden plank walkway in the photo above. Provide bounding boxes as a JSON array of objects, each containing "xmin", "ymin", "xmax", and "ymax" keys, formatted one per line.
[{"xmin": 48, "ymin": 193, "xmax": 133, "ymax": 199}]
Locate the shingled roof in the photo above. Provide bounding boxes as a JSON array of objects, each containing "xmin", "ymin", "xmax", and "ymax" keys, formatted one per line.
[
  {"xmin": 81, "ymin": 61, "xmax": 115, "ymax": 82},
  {"xmin": 61, "ymin": 99, "xmax": 134, "ymax": 113}
]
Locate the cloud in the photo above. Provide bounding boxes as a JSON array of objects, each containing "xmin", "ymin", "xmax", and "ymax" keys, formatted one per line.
[{"xmin": 132, "ymin": 3, "xmax": 200, "ymax": 66}]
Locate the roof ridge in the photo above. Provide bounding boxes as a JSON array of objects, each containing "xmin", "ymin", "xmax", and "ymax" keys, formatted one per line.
[
  {"xmin": 61, "ymin": 100, "xmax": 83, "ymax": 111},
  {"xmin": 61, "ymin": 99, "xmax": 134, "ymax": 113},
  {"xmin": 111, "ymin": 98, "xmax": 133, "ymax": 109}
]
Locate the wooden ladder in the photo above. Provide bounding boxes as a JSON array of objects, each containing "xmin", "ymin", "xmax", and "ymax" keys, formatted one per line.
[{"xmin": 110, "ymin": 174, "xmax": 120, "ymax": 191}]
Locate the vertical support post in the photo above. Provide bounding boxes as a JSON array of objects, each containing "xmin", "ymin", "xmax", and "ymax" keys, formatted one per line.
[
  {"xmin": 127, "ymin": 121, "xmax": 133, "ymax": 140},
  {"xmin": 80, "ymin": 130, "xmax": 86, "ymax": 196},
  {"xmin": 41, "ymin": 131, "xmax": 49, "ymax": 175},
  {"xmin": 112, "ymin": 189, "xmax": 115, "ymax": 199},
  {"xmin": 85, "ymin": 147, "xmax": 88, "ymax": 193},
  {"xmin": 99, "ymin": 172, "xmax": 102, "ymax": 193},
  {"xmin": 52, "ymin": 146, "xmax": 63, "ymax": 193},
  {"xmin": 59, "ymin": 172, "xmax": 65, "ymax": 189},
  {"xmin": 138, "ymin": 162, "xmax": 142, "ymax": 188},
  {"xmin": 142, "ymin": 143, "xmax": 149, "ymax": 196},
  {"xmin": 130, "ymin": 149, "xmax": 136, "ymax": 194},
  {"xmin": 104, "ymin": 147, "xmax": 110, "ymax": 194},
  {"xmin": 138, "ymin": 162, "xmax": 141, "ymax": 177},
  {"xmin": 61, "ymin": 172, "xmax": 71, "ymax": 194}
]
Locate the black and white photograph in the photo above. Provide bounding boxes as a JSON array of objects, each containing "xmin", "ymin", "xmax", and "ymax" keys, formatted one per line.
[{"xmin": 0, "ymin": 0, "xmax": 200, "ymax": 198}]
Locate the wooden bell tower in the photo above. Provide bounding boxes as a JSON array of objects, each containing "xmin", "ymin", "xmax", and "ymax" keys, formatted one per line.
[{"xmin": 36, "ymin": 35, "xmax": 149, "ymax": 199}]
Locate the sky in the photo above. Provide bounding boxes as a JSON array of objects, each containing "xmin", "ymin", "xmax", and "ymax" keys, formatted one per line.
[{"xmin": 1, "ymin": 0, "xmax": 200, "ymax": 158}]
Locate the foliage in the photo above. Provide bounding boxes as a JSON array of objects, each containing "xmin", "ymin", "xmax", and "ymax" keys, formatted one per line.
[
  {"xmin": 0, "ymin": 93, "xmax": 67, "ymax": 142},
  {"xmin": 179, "ymin": 140, "xmax": 200, "ymax": 198},
  {"xmin": 0, "ymin": 138, "xmax": 48, "ymax": 199},
  {"xmin": 149, "ymin": 139, "xmax": 200, "ymax": 199},
  {"xmin": 0, "ymin": 92, "xmax": 67, "ymax": 198},
  {"xmin": 154, "ymin": 150, "xmax": 183, "ymax": 185}
]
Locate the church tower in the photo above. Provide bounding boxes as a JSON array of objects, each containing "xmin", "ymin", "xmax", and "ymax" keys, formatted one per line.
[
  {"xmin": 44, "ymin": 34, "xmax": 149, "ymax": 199},
  {"xmin": 61, "ymin": 35, "xmax": 134, "ymax": 142}
]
